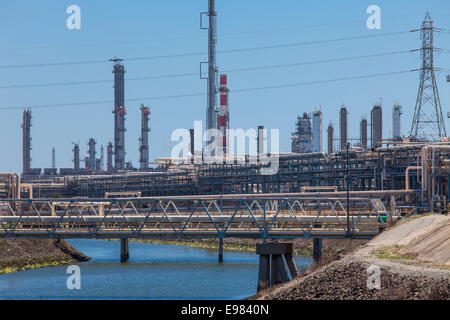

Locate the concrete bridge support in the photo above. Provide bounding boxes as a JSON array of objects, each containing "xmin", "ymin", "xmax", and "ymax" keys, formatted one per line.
[
  {"xmin": 218, "ymin": 237, "xmax": 224, "ymax": 263},
  {"xmin": 313, "ymin": 238, "xmax": 322, "ymax": 264},
  {"xmin": 120, "ymin": 238, "xmax": 129, "ymax": 262},
  {"xmin": 256, "ymin": 243, "xmax": 298, "ymax": 292}
]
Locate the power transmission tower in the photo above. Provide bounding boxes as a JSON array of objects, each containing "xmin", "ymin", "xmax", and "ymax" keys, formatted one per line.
[{"xmin": 410, "ymin": 13, "xmax": 447, "ymax": 141}]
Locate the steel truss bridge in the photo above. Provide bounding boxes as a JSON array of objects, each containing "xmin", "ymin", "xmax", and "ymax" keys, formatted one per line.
[{"xmin": 0, "ymin": 196, "xmax": 391, "ymax": 239}]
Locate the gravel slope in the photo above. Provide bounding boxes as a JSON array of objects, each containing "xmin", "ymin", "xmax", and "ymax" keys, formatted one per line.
[{"xmin": 256, "ymin": 214, "xmax": 450, "ymax": 300}]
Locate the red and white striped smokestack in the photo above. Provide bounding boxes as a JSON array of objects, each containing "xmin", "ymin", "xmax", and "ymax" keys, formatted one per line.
[{"xmin": 218, "ymin": 74, "xmax": 229, "ymax": 154}]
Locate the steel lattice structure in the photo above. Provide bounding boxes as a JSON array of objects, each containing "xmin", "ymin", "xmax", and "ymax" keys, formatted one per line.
[
  {"xmin": 411, "ymin": 13, "xmax": 447, "ymax": 141},
  {"xmin": 0, "ymin": 197, "xmax": 388, "ymax": 239}
]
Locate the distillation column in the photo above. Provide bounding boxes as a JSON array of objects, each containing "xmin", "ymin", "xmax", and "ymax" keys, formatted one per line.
[
  {"xmin": 106, "ymin": 142, "xmax": 113, "ymax": 173},
  {"xmin": 22, "ymin": 108, "xmax": 32, "ymax": 176},
  {"xmin": 73, "ymin": 143, "xmax": 80, "ymax": 173},
  {"xmin": 111, "ymin": 59, "xmax": 126, "ymax": 171},
  {"xmin": 139, "ymin": 104, "xmax": 151, "ymax": 170}
]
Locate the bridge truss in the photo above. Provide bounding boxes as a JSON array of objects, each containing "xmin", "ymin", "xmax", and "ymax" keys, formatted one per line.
[{"xmin": 0, "ymin": 196, "xmax": 390, "ymax": 239}]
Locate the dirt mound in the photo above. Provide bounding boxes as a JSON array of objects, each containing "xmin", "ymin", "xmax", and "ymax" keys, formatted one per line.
[
  {"xmin": 262, "ymin": 257, "xmax": 450, "ymax": 300},
  {"xmin": 0, "ymin": 239, "xmax": 90, "ymax": 273},
  {"xmin": 258, "ymin": 214, "xmax": 450, "ymax": 300}
]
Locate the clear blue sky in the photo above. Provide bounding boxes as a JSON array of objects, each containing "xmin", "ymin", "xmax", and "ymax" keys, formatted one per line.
[{"xmin": 1, "ymin": 0, "xmax": 450, "ymax": 172}]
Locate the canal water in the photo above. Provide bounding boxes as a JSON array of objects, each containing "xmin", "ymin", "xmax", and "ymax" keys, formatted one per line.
[{"xmin": 0, "ymin": 239, "xmax": 312, "ymax": 299}]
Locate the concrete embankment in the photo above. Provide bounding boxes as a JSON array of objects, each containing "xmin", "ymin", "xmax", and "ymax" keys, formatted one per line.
[
  {"xmin": 0, "ymin": 239, "xmax": 90, "ymax": 274},
  {"xmin": 254, "ymin": 214, "xmax": 450, "ymax": 300}
]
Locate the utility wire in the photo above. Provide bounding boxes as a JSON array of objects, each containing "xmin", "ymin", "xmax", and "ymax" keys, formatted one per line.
[
  {"xmin": 0, "ymin": 69, "xmax": 415, "ymax": 110},
  {"xmin": 0, "ymin": 30, "xmax": 410, "ymax": 69},
  {"xmin": 0, "ymin": 49, "xmax": 414, "ymax": 89},
  {"xmin": 0, "ymin": 18, "xmax": 395, "ymax": 51}
]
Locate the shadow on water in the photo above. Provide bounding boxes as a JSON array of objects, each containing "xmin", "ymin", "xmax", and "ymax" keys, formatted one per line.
[{"xmin": 0, "ymin": 239, "xmax": 312, "ymax": 300}]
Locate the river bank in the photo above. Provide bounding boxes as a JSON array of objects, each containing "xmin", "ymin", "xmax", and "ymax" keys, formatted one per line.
[
  {"xmin": 253, "ymin": 214, "xmax": 450, "ymax": 300},
  {"xmin": 0, "ymin": 239, "xmax": 90, "ymax": 274}
]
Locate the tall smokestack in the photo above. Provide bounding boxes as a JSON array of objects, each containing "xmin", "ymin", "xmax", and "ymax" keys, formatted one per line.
[
  {"xmin": 312, "ymin": 110, "xmax": 323, "ymax": 153},
  {"xmin": 139, "ymin": 104, "xmax": 151, "ymax": 170},
  {"xmin": 327, "ymin": 123, "xmax": 334, "ymax": 154},
  {"xmin": 218, "ymin": 74, "xmax": 229, "ymax": 155},
  {"xmin": 100, "ymin": 145, "xmax": 104, "ymax": 171},
  {"xmin": 51, "ymin": 147, "xmax": 56, "ymax": 169},
  {"xmin": 107, "ymin": 142, "xmax": 113, "ymax": 173},
  {"xmin": 360, "ymin": 117, "xmax": 368, "ymax": 149},
  {"xmin": 392, "ymin": 103, "xmax": 402, "ymax": 140},
  {"xmin": 189, "ymin": 129, "xmax": 195, "ymax": 163},
  {"xmin": 371, "ymin": 102, "xmax": 383, "ymax": 148},
  {"xmin": 257, "ymin": 126, "xmax": 265, "ymax": 155},
  {"xmin": 73, "ymin": 143, "xmax": 80, "ymax": 173},
  {"xmin": 87, "ymin": 138, "xmax": 96, "ymax": 171},
  {"xmin": 22, "ymin": 108, "xmax": 32, "ymax": 176},
  {"xmin": 111, "ymin": 58, "xmax": 126, "ymax": 171},
  {"xmin": 203, "ymin": 0, "xmax": 218, "ymax": 152},
  {"xmin": 339, "ymin": 105, "xmax": 348, "ymax": 151}
]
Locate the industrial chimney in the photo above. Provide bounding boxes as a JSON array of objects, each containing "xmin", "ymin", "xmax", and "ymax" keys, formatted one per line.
[
  {"xmin": 371, "ymin": 102, "xmax": 383, "ymax": 148},
  {"xmin": 22, "ymin": 108, "xmax": 32, "ymax": 176},
  {"xmin": 218, "ymin": 74, "xmax": 229, "ymax": 155},
  {"xmin": 392, "ymin": 104, "xmax": 402, "ymax": 140},
  {"xmin": 73, "ymin": 143, "xmax": 80, "ymax": 173},
  {"xmin": 139, "ymin": 104, "xmax": 151, "ymax": 170},
  {"xmin": 111, "ymin": 58, "xmax": 126, "ymax": 171},
  {"xmin": 360, "ymin": 117, "xmax": 368, "ymax": 149},
  {"xmin": 107, "ymin": 142, "xmax": 113, "ymax": 173},
  {"xmin": 327, "ymin": 123, "xmax": 334, "ymax": 154},
  {"xmin": 339, "ymin": 105, "xmax": 348, "ymax": 151}
]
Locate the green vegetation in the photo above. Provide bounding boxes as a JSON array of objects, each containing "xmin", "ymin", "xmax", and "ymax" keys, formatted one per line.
[
  {"xmin": 130, "ymin": 238, "xmax": 256, "ymax": 253},
  {"xmin": 0, "ymin": 256, "xmax": 75, "ymax": 274},
  {"xmin": 375, "ymin": 246, "xmax": 417, "ymax": 261}
]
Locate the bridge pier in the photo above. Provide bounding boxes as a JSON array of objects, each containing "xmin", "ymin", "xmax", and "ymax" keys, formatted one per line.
[
  {"xmin": 256, "ymin": 243, "xmax": 298, "ymax": 292},
  {"xmin": 218, "ymin": 237, "xmax": 223, "ymax": 263},
  {"xmin": 120, "ymin": 238, "xmax": 129, "ymax": 263},
  {"xmin": 313, "ymin": 238, "xmax": 322, "ymax": 265}
]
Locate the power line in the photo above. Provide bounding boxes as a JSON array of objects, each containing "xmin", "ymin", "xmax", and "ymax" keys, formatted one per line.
[
  {"xmin": 0, "ymin": 30, "xmax": 410, "ymax": 69},
  {"xmin": 0, "ymin": 69, "xmax": 414, "ymax": 111},
  {"xmin": 0, "ymin": 18, "xmax": 387, "ymax": 51},
  {"xmin": 0, "ymin": 49, "xmax": 414, "ymax": 89}
]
